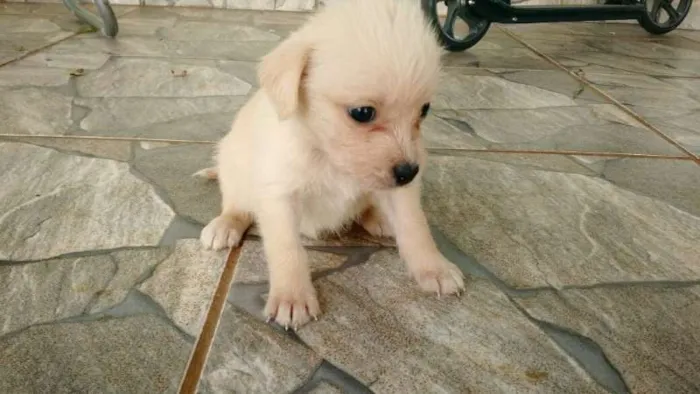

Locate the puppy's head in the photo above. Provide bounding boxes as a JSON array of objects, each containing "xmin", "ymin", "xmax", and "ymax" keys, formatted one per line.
[{"xmin": 259, "ymin": 0, "xmax": 442, "ymax": 190}]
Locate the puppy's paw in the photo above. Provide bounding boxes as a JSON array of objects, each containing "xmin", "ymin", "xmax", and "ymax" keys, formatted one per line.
[
  {"xmin": 200, "ymin": 216, "xmax": 243, "ymax": 250},
  {"xmin": 265, "ymin": 278, "xmax": 320, "ymax": 330},
  {"xmin": 411, "ymin": 256, "xmax": 465, "ymax": 297}
]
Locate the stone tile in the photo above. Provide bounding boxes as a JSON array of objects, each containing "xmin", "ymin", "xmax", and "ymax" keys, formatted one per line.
[
  {"xmin": 515, "ymin": 286, "xmax": 700, "ymax": 393},
  {"xmin": 0, "ymin": 88, "xmax": 73, "ymax": 136},
  {"xmin": 76, "ymin": 57, "xmax": 252, "ymax": 98},
  {"xmin": 0, "ymin": 50, "xmax": 19, "ymax": 65},
  {"xmin": 75, "ymin": 96, "xmax": 246, "ymax": 138},
  {"xmin": 310, "ymin": 382, "xmax": 343, "ymax": 393},
  {"xmin": 433, "ymin": 72, "xmax": 578, "ymax": 111},
  {"xmin": 89, "ymin": 248, "xmax": 174, "ymax": 313},
  {"xmin": 0, "ymin": 143, "xmax": 175, "ymax": 261},
  {"xmin": 233, "ymin": 241, "xmax": 347, "ymax": 284},
  {"xmin": 0, "ymin": 254, "xmax": 114, "ymax": 335},
  {"xmin": 251, "ymin": 9, "xmax": 310, "ymax": 25},
  {"xmin": 139, "ymin": 240, "xmax": 228, "ymax": 336},
  {"xmin": 161, "ymin": 20, "xmax": 280, "ymax": 42},
  {"xmin": 0, "ymin": 14, "xmax": 64, "ymax": 33},
  {"xmin": 434, "ymin": 104, "xmax": 682, "ymax": 155},
  {"xmin": 557, "ymin": 50, "xmax": 700, "ymax": 78},
  {"xmin": 489, "ymin": 69, "xmax": 605, "ymax": 104},
  {"xmin": 450, "ymin": 152, "xmax": 597, "ymax": 176},
  {"xmin": 0, "ymin": 315, "xmax": 191, "ymax": 394},
  {"xmin": 599, "ymin": 158, "xmax": 700, "ymax": 216},
  {"xmin": 161, "ymin": 6, "xmax": 253, "ymax": 22},
  {"xmin": 0, "ymin": 64, "xmax": 71, "ymax": 87},
  {"xmin": 0, "ymin": 248, "xmax": 171, "ymax": 335},
  {"xmin": 200, "ymin": 304, "xmax": 321, "ymax": 393},
  {"xmin": 131, "ymin": 143, "xmax": 220, "ymax": 225},
  {"xmin": 506, "ymin": 21, "xmax": 653, "ymax": 39},
  {"xmin": 679, "ymin": 29, "xmax": 700, "ymax": 42},
  {"xmin": 421, "ymin": 154, "xmax": 700, "ymax": 289},
  {"xmin": 420, "ymin": 113, "xmax": 487, "ymax": 149},
  {"xmin": 145, "ymin": 0, "xmax": 224, "ymax": 7},
  {"xmin": 582, "ymin": 38, "xmax": 700, "ymax": 61},
  {"xmin": 442, "ymin": 48, "xmax": 556, "ymax": 70},
  {"xmin": 275, "ymin": 0, "xmax": 316, "ymax": 11},
  {"xmin": 49, "ymin": 34, "xmax": 277, "ymax": 61},
  {"xmin": 582, "ymin": 75, "xmax": 700, "ymax": 111},
  {"xmin": 293, "ymin": 249, "xmax": 603, "ymax": 392},
  {"xmin": 115, "ymin": 16, "xmax": 178, "ymax": 36},
  {"xmin": 226, "ymin": 0, "xmax": 275, "ymax": 10},
  {"xmin": 0, "ymin": 137, "xmax": 133, "ymax": 161},
  {"xmin": 652, "ymin": 121, "xmax": 700, "ymax": 155},
  {"xmin": 0, "ymin": 14, "xmax": 75, "ymax": 54},
  {"xmin": 18, "ymin": 50, "xmax": 110, "ymax": 69},
  {"xmin": 216, "ymin": 59, "xmax": 260, "ymax": 87}
]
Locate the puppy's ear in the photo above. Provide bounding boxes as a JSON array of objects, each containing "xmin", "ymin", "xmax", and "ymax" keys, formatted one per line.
[{"xmin": 258, "ymin": 31, "xmax": 312, "ymax": 119}]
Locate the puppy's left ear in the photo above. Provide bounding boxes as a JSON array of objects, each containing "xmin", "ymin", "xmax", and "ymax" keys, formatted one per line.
[{"xmin": 258, "ymin": 30, "xmax": 312, "ymax": 119}]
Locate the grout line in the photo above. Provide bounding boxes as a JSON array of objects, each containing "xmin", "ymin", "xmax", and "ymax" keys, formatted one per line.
[
  {"xmin": 498, "ymin": 26, "xmax": 700, "ymax": 165},
  {"xmin": 0, "ymin": 32, "xmax": 79, "ymax": 68},
  {"xmin": 179, "ymin": 244, "xmax": 244, "ymax": 394},
  {"xmin": 1, "ymin": 133, "xmax": 695, "ymax": 160}
]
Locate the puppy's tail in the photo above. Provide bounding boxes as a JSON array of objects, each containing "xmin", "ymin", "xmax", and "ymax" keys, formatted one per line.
[{"xmin": 192, "ymin": 167, "xmax": 219, "ymax": 181}]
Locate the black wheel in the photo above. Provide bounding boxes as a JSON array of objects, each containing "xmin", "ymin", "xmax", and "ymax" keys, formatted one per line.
[
  {"xmin": 638, "ymin": 0, "xmax": 693, "ymax": 34},
  {"xmin": 422, "ymin": 0, "xmax": 491, "ymax": 52}
]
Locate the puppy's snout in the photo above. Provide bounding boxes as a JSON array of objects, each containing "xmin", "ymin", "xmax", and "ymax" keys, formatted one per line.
[{"xmin": 393, "ymin": 162, "xmax": 419, "ymax": 186}]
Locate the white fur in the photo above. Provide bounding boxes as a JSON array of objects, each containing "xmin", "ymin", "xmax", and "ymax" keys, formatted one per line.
[{"xmin": 200, "ymin": 0, "xmax": 464, "ymax": 329}]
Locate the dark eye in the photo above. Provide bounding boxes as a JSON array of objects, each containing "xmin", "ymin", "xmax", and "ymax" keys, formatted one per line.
[
  {"xmin": 420, "ymin": 103, "xmax": 430, "ymax": 118},
  {"xmin": 348, "ymin": 106, "xmax": 376, "ymax": 123}
]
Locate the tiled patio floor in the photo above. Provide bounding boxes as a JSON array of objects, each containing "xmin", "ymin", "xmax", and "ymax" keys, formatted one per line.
[{"xmin": 1, "ymin": 3, "xmax": 699, "ymax": 393}]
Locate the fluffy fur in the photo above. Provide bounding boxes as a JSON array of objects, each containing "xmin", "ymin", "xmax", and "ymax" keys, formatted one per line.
[{"xmin": 199, "ymin": 0, "xmax": 465, "ymax": 329}]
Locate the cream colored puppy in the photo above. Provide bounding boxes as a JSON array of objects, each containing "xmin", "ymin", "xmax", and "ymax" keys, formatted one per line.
[{"xmin": 199, "ymin": 0, "xmax": 465, "ymax": 329}]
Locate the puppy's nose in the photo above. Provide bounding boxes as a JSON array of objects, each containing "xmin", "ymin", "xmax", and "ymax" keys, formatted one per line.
[{"xmin": 393, "ymin": 162, "xmax": 419, "ymax": 186}]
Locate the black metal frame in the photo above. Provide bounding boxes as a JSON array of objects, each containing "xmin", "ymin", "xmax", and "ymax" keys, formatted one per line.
[{"xmin": 469, "ymin": 0, "xmax": 647, "ymax": 24}]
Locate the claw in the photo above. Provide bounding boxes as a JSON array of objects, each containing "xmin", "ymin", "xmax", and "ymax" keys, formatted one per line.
[
  {"xmin": 313, "ymin": 315, "xmax": 319, "ymax": 321},
  {"xmin": 436, "ymin": 290, "xmax": 441, "ymax": 299},
  {"xmin": 265, "ymin": 316, "xmax": 273, "ymax": 323},
  {"xmin": 284, "ymin": 325, "xmax": 290, "ymax": 331}
]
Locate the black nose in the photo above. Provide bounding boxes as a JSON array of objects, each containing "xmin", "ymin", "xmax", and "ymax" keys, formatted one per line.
[{"xmin": 392, "ymin": 162, "xmax": 419, "ymax": 186}]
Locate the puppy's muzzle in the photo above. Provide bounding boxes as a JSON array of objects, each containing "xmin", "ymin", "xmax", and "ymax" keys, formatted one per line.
[{"xmin": 393, "ymin": 162, "xmax": 420, "ymax": 186}]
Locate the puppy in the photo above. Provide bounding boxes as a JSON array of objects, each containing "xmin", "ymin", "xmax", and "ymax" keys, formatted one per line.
[{"xmin": 199, "ymin": 0, "xmax": 465, "ymax": 329}]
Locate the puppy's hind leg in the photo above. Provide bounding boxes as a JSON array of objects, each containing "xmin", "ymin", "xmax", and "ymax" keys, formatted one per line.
[
  {"xmin": 201, "ymin": 184, "xmax": 252, "ymax": 250},
  {"xmin": 359, "ymin": 203, "xmax": 393, "ymax": 238}
]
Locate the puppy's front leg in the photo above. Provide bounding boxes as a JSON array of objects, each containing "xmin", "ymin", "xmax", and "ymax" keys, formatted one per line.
[
  {"xmin": 381, "ymin": 184, "xmax": 465, "ymax": 297},
  {"xmin": 257, "ymin": 197, "xmax": 320, "ymax": 329}
]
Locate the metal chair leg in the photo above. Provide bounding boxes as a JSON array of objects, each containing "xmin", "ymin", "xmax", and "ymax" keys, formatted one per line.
[{"xmin": 62, "ymin": 0, "xmax": 119, "ymax": 38}]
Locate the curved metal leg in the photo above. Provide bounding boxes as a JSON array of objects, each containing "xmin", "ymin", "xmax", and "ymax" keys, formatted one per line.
[{"xmin": 62, "ymin": 0, "xmax": 119, "ymax": 38}]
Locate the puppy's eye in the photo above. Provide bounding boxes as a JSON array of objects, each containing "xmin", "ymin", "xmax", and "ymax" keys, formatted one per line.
[
  {"xmin": 348, "ymin": 106, "xmax": 376, "ymax": 123},
  {"xmin": 420, "ymin": 103, "xmax": 430, "ymax": 118}
]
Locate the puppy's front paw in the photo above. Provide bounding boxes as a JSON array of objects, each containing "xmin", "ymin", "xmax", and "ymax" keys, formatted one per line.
[
  {"xmin": 265, "ymin": 278, "xmax": 320, "ymax": 330},
  {"xmin": 200, "ymin": 216, "xmax": 243, "ymax": 250},
  {"xmin": 411, "ymin": 257, "xmax": 465, "ymax": 297}
]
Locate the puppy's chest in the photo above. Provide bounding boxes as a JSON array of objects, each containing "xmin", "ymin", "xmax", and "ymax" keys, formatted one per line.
[{"xmin": 297, "ymin": 177, "xmax": 366, "ymax": 236}]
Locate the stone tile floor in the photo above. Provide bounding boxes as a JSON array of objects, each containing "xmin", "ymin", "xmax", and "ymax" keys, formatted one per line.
[{"xmin": 1, "ymin": 3, "xmax": 699, "ymax": 393}]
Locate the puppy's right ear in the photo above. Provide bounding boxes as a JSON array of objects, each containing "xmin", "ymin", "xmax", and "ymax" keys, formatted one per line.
[{"xmin": 258, "ymin": 30, "xmax": 312, "ymax": 119}]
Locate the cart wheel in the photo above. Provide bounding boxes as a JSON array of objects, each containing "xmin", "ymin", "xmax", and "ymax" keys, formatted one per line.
[
  {"xmin": 638, "ymin": 0, "xmax": 693, "ymax": 34},
  {"xmin": 94, "ymin": 0, "xmax": 118, "ymax": 38},
  {"xmin": 422, "ymin": 0, "xmax": 491, "ymax": 52}
]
